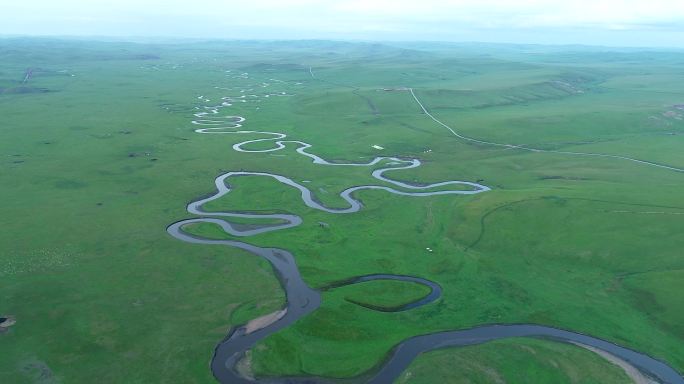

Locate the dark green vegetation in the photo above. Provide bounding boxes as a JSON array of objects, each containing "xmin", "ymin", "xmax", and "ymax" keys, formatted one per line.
[
  {"xmin": 1, "ymin": 37, "xmax": 683, "ymax": 383},
  {"xmin": 327, "ymin": 280, "xmax": 433, "ymax": 312}
]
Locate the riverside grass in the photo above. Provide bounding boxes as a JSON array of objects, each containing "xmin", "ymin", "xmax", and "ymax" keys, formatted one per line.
[
  {"xmin": 398, "ymin": 338, "xmax": 633, "ymax": 384},
  {"xmin": 1, "ymin": 38, "xmax": 683, "ymax": 383}
]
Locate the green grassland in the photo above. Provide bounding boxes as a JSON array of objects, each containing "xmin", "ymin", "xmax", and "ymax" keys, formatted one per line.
[
  {"xmin": 398, "ymin": 338, "xmax": 633, "ymax": 384},
  {"xmin": 1, "ymin": 37, "xmax": 683, "ymax": 383},
  {"xmin": 325, "ymin": 279, "xmax": 432, "ymax": 312}
]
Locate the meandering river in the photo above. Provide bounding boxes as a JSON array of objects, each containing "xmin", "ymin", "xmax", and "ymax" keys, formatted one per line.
[{"xmin": 167, "ymin": 83, "xmax": 683, "ymax": 383}]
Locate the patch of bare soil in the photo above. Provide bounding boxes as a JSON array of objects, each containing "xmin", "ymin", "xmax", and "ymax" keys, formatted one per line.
[
  {"xmin": 573, "ymin": 342, "xmax": 657, "ymax": 384},
  {"xmin": 0, "ymin": 315, "xmax": 16, "ymax": 332},
  {"xmin": 244, "ymin": 309, "xmax": 287, "ymax": 334},
  {"xmin": 235, "ymin": 351, "xmax": 254, "ymax": 380}
]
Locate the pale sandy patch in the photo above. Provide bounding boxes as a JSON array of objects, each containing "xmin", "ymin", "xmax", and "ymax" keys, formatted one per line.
[
  {"xmin": 244, "ymin": 309, "xmax": 287, "ymax": 334},
  {"xmin": 573, "ymin": 342, "xmax": 657, "ymax": 384}
]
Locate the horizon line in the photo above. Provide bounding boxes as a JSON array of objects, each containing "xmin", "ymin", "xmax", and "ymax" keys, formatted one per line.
[{"xmin": 2, "ymin": 33, "xmax": 684, "ymax": 52}]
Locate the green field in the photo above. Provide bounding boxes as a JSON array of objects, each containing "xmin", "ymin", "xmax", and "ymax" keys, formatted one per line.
[
  {"xmin": 1, "ymin": 37, "xmax": 683, "ymax": 383},
  {"xmin": 398, "ymin": 338, "xmax": 633, "ymax": 384}
]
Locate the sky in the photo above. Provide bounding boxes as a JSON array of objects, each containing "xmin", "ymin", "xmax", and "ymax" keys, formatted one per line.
[{"xmin": 2, "ymin": 0, "xmax": 684, "ymax": 47}]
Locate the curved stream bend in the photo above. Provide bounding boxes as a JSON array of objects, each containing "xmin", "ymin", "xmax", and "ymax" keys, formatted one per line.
[
  {"xmin": 168, "ymin": 218, "xmax": 684, "ymax": 384},
  {"xmin": 167, "ymin": 92, "xmax": 684, "ymax": 384},
  {"xmin": 322, "ymin": 274, "xmax": 441, "ymax": 312}
]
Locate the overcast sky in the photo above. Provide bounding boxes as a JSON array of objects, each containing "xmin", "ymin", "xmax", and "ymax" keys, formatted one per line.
[{"xmin": 2, "ymin": 0, "xmax": 684, "ymax": 47}]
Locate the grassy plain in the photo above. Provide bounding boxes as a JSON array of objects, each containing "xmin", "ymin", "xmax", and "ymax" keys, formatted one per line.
[
  {"xmin": 1, "ymin": 38, "xmax": 683, "ymax": 383},
  {"xmin": 398, "ymin": 338, "xmax": 633, "ymax": 384}
]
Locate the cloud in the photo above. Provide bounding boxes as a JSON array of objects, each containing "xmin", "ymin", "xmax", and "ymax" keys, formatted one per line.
[{"xmin": 1, "ymin": 0, "xmax": 684, "ymax": 46}]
